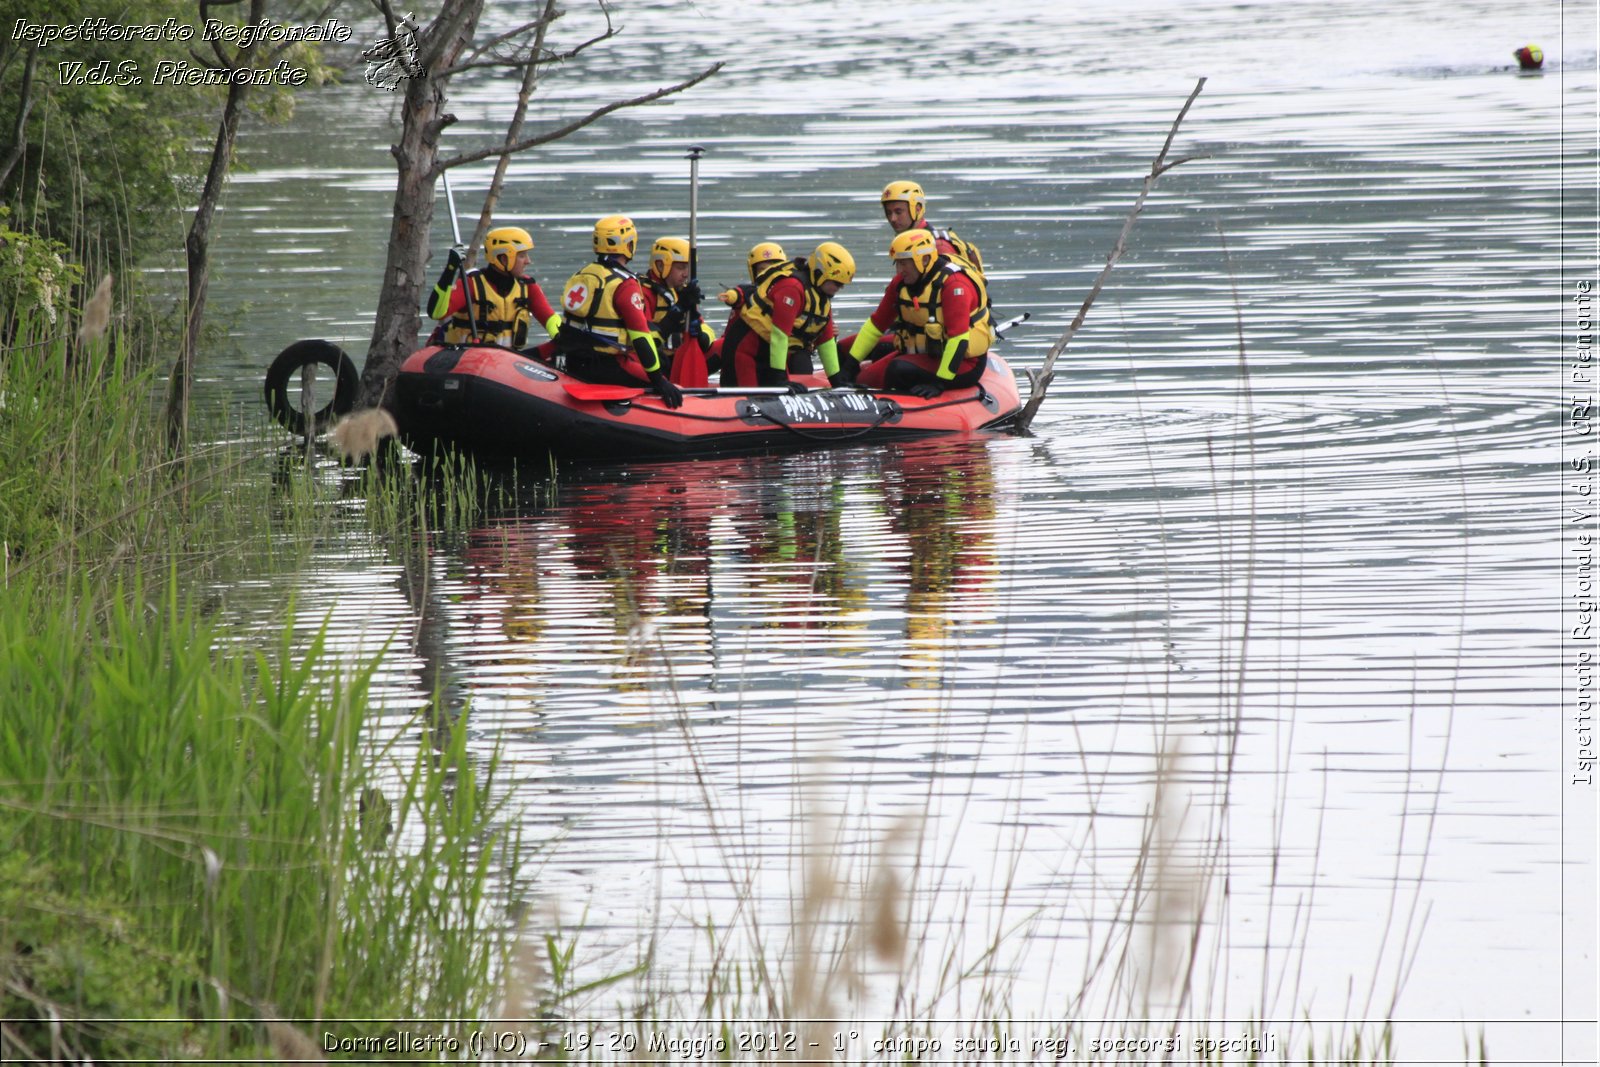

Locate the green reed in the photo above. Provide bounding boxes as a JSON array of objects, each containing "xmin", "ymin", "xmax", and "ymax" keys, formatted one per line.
[{"xmin": 1, "ymin": 317, "xmax": 522, "ymax": 1059}]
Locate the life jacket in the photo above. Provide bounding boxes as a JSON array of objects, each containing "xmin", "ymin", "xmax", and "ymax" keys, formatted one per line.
[
  {"xmin": 560, "ymin": 259, "xmax": 636, "ymax": 353},
  {"xmin": 643, "ymin": 274, "xmax": 687, "ymax": 346},
  {"xmin": 894, "ymin": 258, "xmax": 994, "ymax": 358},
  {"xmin": 916, "ymin": 221, "xmax": 986, "ymax": 284},
  {"xmin": 738, "ymin": 258, "xmax": 834, "ymax": 348},
  {"xmin": 444, "ymin": 269, "xmax": 533, "ymax": 347}
]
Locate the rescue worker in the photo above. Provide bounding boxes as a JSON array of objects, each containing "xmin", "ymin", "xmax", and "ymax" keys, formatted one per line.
[
  {"xmin": 719, "ymin": 241, "xmax": 857, "ymax": 391},
  {"xmin": 848, "ymin": 229, "xmax": 994, "ymax": 398},
  {"xmin": 879, "ymin": 180, "xmax": 986, "ymax": 279},
  {"xmin": 556, "ymin": 215, "xmax": 683, "ymax": 408},
  {"xmin": 1514, "ymin": 44, "xmax": 1543, "ymax": 70},
  {"xmin": 427, "ymin": 226, "xmax": 561, "ymax": 349},
  {"xmin": 640, "ymin": 236, "xmax": 714, "ymax": 360},
  {"xmin": 708, "ymin": 241, "xmax": 789, "ymax": 369}
]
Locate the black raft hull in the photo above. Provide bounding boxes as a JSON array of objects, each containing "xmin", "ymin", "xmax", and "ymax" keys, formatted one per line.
[{"xmin": 393, "ymin": 345, "xmax": 1022, "ymax": 462}]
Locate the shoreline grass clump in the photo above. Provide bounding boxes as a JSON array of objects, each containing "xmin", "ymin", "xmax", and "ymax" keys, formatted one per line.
[
  {"xmin": 2, "ymin": 298, "xmax": 526, "ymax": 1059},
  {"xmin": 0, "ymin": 571, "xmax": 520, "ymax": 1061}
]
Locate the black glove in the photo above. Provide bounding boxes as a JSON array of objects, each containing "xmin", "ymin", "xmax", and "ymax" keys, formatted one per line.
[
  {"xmin": 436, "ymin": 246, "xmax": 465, "ymax": 290},
  {"xmin": 681, "ymin": 279, "xmax": 704, "ymax": 308},
  {"xmin": 785, "ymin": 380, "xmax": 810, "ymax": 395},
  {"xmin": 908, "ymin": 381, "xmax": 944, "ymax": 399},
  {"xmin": 648, "ymin": 370, "xmax": 684, "ymax": 409},
  {"xmin": 827, "ymin": 371, "xmax": 856, "ymax": 389}
]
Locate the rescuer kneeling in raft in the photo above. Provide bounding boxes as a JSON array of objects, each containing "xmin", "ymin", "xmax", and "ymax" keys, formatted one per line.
[
  {"xmin": 426, "ymin": 226, "xmax": 562, "ymax": 349},
  {"xmin": 849, "ymin": 229, "xmax": 995, "ymax": 398},
  {"xmin": 717, "ymin": 241, "xmax": 857, "ymax": 392},
  {"xmin": 557, "ymin": 215, "xmax": 683, "ymax": 408}
]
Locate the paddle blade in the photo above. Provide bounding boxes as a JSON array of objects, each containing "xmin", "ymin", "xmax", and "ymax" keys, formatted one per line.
[
  {"xmin": 669, "ymin": 336, "xmax": 710, "ymax": 388},
  {"xmin": 562, "ymin": 381, "xmax": 646, "ymax": 402}
]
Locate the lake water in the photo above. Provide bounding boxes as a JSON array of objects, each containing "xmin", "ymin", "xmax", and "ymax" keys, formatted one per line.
[{"xmin": 191, "ymin": 0, "xmax": 1596, "ymax": 1060}]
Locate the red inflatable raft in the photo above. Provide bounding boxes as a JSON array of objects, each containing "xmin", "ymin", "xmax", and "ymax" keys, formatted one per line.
[{"xmin": 391, "ymin": 344, "xmax": 1022, "ymax": 461}]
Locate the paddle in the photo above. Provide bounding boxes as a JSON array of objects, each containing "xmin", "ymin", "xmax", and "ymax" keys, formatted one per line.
[
  {"xmin": 563, "ymin": 382, "xmax": 790, "ymax": 402},
  {"xmin": 994, "ymin": 311, "xmax": 1031, "ymax": 339},
  {"xmin": 440, "ymin": 171, "xmax": 481, "ymax": 340},
  {"xmin": 670, "ymin": 145, "xmax": 711, "ymax": 388}
]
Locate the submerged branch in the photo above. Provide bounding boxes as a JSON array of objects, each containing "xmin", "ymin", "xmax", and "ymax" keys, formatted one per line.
[{"xmin": 1013, "ymin": 77, "xmax": 1207, "ymax": 435}]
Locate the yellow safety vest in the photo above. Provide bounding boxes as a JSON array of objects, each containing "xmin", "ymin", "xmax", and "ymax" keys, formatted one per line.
[
  {"xmin": 561, "ymin": 261, "xmax": 634, "ymax": 352},
  {"xmin": 894, "ymin": 259, "xmax": 994, "ymax": 358},
  {"xmin": 928, "ymin": 225, "xmax": 986, "ymax": 282},
  {"xmin": 443, "ymin": 271, "xmax": 532, "ymax": 347},
  {"xmin": 739, "ymin": 260, "xmax": 834, "ymax": 347}
]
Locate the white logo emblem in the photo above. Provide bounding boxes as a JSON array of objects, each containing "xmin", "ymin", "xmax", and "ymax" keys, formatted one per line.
[{"xmin": 564, "ymin": 282, "xmax": 590, "ymax": 311}]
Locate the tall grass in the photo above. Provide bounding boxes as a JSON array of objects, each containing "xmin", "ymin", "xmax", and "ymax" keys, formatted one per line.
[{"xmin": 1, "ymin": 311, "xmax": 523, "ymax": 1058}]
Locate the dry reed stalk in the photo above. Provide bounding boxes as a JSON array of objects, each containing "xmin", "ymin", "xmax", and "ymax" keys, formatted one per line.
[
  {"xmin": 76, "ymin": 273, "xmax": 113, "ymax": 345},
  {"xmin": 265, "ymin": 1020, "xmax": 324, "ymax": 1062}
]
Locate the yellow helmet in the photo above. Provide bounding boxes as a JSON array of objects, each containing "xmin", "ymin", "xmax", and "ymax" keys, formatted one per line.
[
  {"xmin": 881, "ymin": 180, "xmax": 926, "ymax": 224},
  {"xmin": 593, "ymin": 215, "xmax": 637, "ymax": 259},
  {"xmin": 889, "ymin": 229, "xmax": 938, "ymax": 276},
  {"xmin": 649, "ymin": 236, "xmax": 691, "ymax": 279},
  {"xmin": 747, "ymin": 241, "xmax": 787, "ymax": 280},
  {"xmin": 484, "ymin": 226, "xmax": 533, "ymax": 272},
  {"xmin": 808, "ymin": 241, "xmax": 855, "ymax": 288}
]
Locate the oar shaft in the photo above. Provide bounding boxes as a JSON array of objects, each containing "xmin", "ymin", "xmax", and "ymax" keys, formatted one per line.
[
  {"xmin": 442, "ymin": 171, "xmax": 463, "ymax": 245},
  {"xmin": 439, "ymin": 170, "xmax": 480, "ymax": 338}
]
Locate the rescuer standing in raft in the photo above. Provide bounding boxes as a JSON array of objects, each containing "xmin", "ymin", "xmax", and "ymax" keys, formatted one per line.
[
  {"xmin": 427, "ymin": 226, "xmax": 561, "ymax": 349},
  {"xmin": 849, "ymin": 229, "xmax": 995, "ymax": 398},
  {"xmin": 556, "ymin": 215, "xmax": 684, "ymax": 408}
]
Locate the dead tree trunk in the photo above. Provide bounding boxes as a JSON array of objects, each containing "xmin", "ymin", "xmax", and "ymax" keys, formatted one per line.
[
  {"xmin": 358, "ymin": 0, "xmax": 483, "ymax": 409},
  {"xmin": 164, "ymin": 0, "xmax": 272, "ymax": 453}
]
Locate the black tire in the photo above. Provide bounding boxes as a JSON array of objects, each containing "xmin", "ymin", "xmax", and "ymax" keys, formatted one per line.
[{"xmin": 264, "ymin": 340, "xmax": 360, "ymax": 436}]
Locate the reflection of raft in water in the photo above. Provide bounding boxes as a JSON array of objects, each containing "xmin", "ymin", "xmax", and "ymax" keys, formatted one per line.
[{"xmin": 390, "ymin": 345, "xmax": 1022, "ymax": 461}]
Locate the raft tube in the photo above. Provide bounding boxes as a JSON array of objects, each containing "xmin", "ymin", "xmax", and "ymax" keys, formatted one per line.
[{"xmin": 392, "ymin": 345, "xmax": 1021, "ymax": 461}]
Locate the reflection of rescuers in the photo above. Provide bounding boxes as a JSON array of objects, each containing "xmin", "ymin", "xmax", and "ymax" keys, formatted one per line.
[
  {"xmin": 849, "ymin": 229, "xmax": 995, "ymax": 398},
  {"xmin": 557, "ymin": 215, "xmax": 683, "ymax": 408},
  {"xmin": 640, "ymin": 237, "xmax": 715, "ymax": 361},
  {"xmin": 718, "ymin": 242, "xmax": 857, "ymax": 392},
  {"xmin": 427, "ymin": 226, "xmax": 561, "ymax": 348}
]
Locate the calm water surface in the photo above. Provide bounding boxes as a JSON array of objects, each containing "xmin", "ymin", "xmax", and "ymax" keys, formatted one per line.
[{"xmin": 193, "ymin": 0, "xmax": 1595, "ymax": 1058}]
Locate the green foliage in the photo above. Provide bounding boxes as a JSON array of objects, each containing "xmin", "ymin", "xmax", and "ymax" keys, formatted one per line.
[
  {"xmin": 0, "ymin": 247, "xmax": 519, "ymax": 1061},
  {"xmin": 0, "ymin": 0, "xmax": 344, "ymax": 272},
  {"xmin": 0, "ymin": 572, "xmax": 518, "ymax": 1059},
  {"xmin": 0, "ymin": 205, "xmax": 85, "ymax": 331},
  {"xmin": 0, "ymin": 850, "xmax": 190, "ymax": 1062},
  {"xmin": 0, "ymin": 319, "xmax": 167, "ymax": 579},
  {"xmin": 1, "ymin": 0, "xmax": 207, "ymax": 268}
]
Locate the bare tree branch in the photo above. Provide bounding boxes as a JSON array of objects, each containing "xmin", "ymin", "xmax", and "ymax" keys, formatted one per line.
[
  {"xmin": 462, "ymin": 0, "xmax": 560, "ymax": 260},
  {"xmin": 443, "ymin": 2, "xmax": 615, "ymax": 76},
  {"xmin": 1014, "ymin": 77, "xmax": 1208, "ymax": 435},
  {"xmin": 457, "ymin": 10, "xmax": 563, "ymax": 66},
  {"xmin": 435, "ymin": 61, "xmax": 722, "ymax": 172},
  {"xmin": 267, "ymin": 0, "xmax": 341, "ymax": 60}
]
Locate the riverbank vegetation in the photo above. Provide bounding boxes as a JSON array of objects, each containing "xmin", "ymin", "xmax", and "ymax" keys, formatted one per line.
[{"xmin": 0, "ymin": 299, "xmax": 521, "ymax": 1059}]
